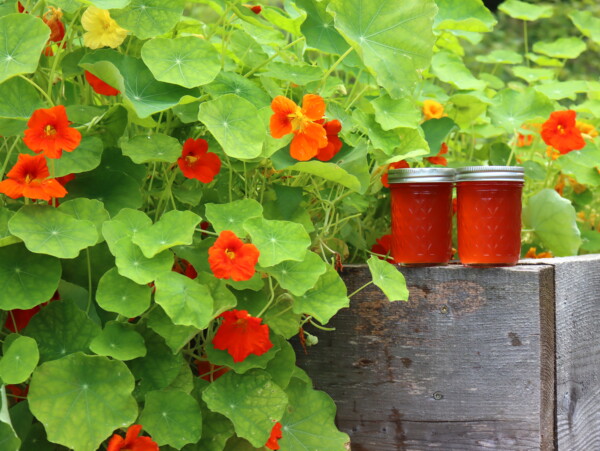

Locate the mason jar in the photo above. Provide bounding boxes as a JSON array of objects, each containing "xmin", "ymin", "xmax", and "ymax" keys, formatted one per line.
[
  {"xmin": 456, "ymin": 166, "xmax": 525, "ymax": 267},
  {"xmin": 388, "ymin": 168, "xmax": 455, "ymax": 266}
]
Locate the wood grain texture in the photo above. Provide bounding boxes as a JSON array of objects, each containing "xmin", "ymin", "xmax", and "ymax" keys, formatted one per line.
[{"xmin": 295, "ymin": 263, "xmax": 556, "ymax": 451}]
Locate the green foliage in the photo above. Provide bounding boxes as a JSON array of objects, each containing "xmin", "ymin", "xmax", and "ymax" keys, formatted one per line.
[{"xmin": 367, "ymin": 256, "xmax": 410, "ymax": 302}]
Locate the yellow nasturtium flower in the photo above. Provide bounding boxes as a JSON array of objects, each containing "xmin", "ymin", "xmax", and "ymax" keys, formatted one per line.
[{"xmin": 81, "ymin": 6, "xmax": 128, "ymax": 49}]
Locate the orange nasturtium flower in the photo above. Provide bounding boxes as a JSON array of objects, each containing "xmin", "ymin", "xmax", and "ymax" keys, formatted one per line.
[
  {"xmin": 23, "ymin": 105, "xmax": 81, "ymax": 159},
  {"xmin": 81, "ymin": 6, "xmax": 128, "ymax": 49},
  {"xmin": 208, "ymin": 230, "xmax": 260, "ymax": 281},
  {"xmin": 107, "ymin": 424, "xmax": 158, "ymax": 451},
  {"xmin": 212, "ymin": 309, "xmax": 273, "ymax": 363},
  {"xmin": 422, "ymin": 99, "xmax": 444, "ymax": 120},
  {"xmin": 177, "ymin": 138, "xmax": 221, "ymax": 183},
  {"xmin": 265, "ymin": 422, "xmax": 283, "ymax": 450},
  {"xmin": 0, "ymin": 154, "xmax": 67, "ymax": 201},
  {"xmin": 427, "ymin": 142, "xmax": 448, "ymax": 166},
  {"xmin": 541, "ymin": 110, "xmax": 586, "ymax": 154},
  {"xmin": 270, "ymin": 94, "xmax": 327, "ymax": 161},
  {"xmin": 85, "ymin": 70, "xmax": 120, "ymax": 96},
  {"xmin": 577, "ymin": 121, "xmax": 598, "ymax": 138},
  {"xmin": 381, "ymin": 160, "xmax": 409, "ymax": 188},
  {"xmin": 315, "ymin": 119, "xmax": 343, "ymax": 162},
  {"xmin": 43, "ymin": 7, "xmax": 65, "ymax": 56},
  {"xmin": 524, "ymin": 247, "xmax": 553, "ymax": 259}
]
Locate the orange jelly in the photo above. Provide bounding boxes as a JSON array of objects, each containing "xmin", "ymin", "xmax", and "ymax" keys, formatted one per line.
[
  {"xmin": 389, "ymin": 168, "xmax": 455, "ymax": 266},
  {"xmin": 456, "ymin": 167, "xmax": 524, "ymax": 266}
]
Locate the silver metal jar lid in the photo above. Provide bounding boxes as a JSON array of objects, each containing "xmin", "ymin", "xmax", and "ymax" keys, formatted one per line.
[
  {"xmin": 455, "ymin": 166, "xmax": 524, "ymax": 182},
  {"xmin": 388, "ymin": 168, "xmax": 455, "ymax": 184}
]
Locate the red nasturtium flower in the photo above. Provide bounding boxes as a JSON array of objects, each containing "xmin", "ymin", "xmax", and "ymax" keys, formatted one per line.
[
  {"xmin": 270, "ymin": 94, "xmax": 327, "ymax": 161},
  {"xmin": 427, "ymin": 142, "xmax": 448, "ymax": 166},
  {"xmin": 541, "ymin": 110, "xmax": 586, "ymax": 154},
  {"xmin": 315, "ymin": 119, "xmax": 343, "ymax": 162},
  {"xmin": 265, "ymin": 422, "xmax": 283, "ymax": 450},
  {"xmin": 43, "ymin": 7, "xmax": 66, "ymax": 56},
  {"xmin": 23, "ymin": 105, "xmax": 81, "ymax": 159},
  {"xmin": 84, "ymin": 70, "xmax": 120, "ymax": 96},
  {"xmin": 381, "ymin": 160, "xmax": 410, "ymax": 188},
  {"xmin": 208, "ymin": 230, "xmax": 260, "ymax": 281},
  {"xmin": 371, "ymin": 234, "xmax": 396, "ymax": 263},
  {"xmin": 177, "ymin": 138, "xmax": 221, "ymax": 183},
  {"xmin": 422, "ymin": 99, "xmax": 444, "ymax": 120},
  {"xmin": 107, "ymin": 425, "xmax": 158, "ymax": 451},
  {"xmin": 0, "ymin": 154, "xmax": 67, "ymax": 201},
  {"xmin": 5, "ymin": 307, "xmax": 41, "ymax": 333},
  {"xmin": 212, "ymin": 309, "xmax": 273, "ymax": 363},
  {"xmin": 172, "ymin": 258, "xmax": 198, "ymax": 279}
]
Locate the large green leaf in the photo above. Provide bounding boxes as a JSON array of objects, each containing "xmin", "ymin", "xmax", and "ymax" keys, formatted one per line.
[
  {"xmin": 0, "ymin": 14, "xmax": 50, "ymax": 83},
  {"xmin": 421, "ymin": 117, "xmax": 457, "ymax": 158},
  {"xmin": 120, "ymin": 134, "xmax": 182, "ymax": 164},
  {"xmin": 198, "ymin": 94, "xmax": 266, "ymax": 160},
  {"xmin": 197, "ymin": 399, "xmax": 235, "ymax": 451},
  {"xmin": 140, "ymin": 390, "xmax": 202, "ymax": 448},
  {"xmin": 431, "ymin": 51, "xmax": 486, "ymax": 91},
  {"xmin": 229, "ymin": 30, "xmax": 268, "ymax": 68},
  {"xmin": 28, "ymin": 353, "xmax": 138, "ymax": 451},
  {"xmin": 146, "ymin": 306, "xmax": 199, "ymax": 354},
  {"xmin": 102, "ymin": 208, "xmax": 152, "ymax": 253},
  {"xmin": 489, "ymin": 88, "xmax": 554, "ymax": 133},
  {"xmin": 328, "ymin": 0, "xmax": 437, "ymax": 97},
  {"xmin": 202, "ymin": 370, "xmax": 288, "ymax": 447},
  {"xmin": 0, "ymin": 244, "xmax": 61, "ymax": 310},
  {"xmin": 367, "ymin": 256, "xmax": 409, "ymax": 301},
  {"xmin": 154, "ymin": 272, "xmax": 214, "ymax": 329},
  {"xmin": 523, "ymin": 189, "xmax": 581, "ymax": 257},
  {"xmin": 266, "ymin": 251, "xmax": 327, "ymax": 296},
  {"xmin": 132, "ymin": 210, "xmax": 201, "ymax": 258},
  {"xmin": 498, "ymin": 0, "xmax": 553, "ymax": 21},
  {"xmin": 141, "ymin": 36, "xmax": 220, "ymax": 88},
  {"xmin": 372, "ymin": 95, "xmax": 420, "ymax": 131},
  {"xmin": 533, "ymin": 37, "xmax": 586, "ymax": 59},
  {"xmin": 58, "ymin": 198, "xmax": 110, "ymax": 245},
  {"xmin": 8, "ymin": 206, "xmax": 98, "ymax": 259},
  {"xmin": 89, "ymin": 321, "xmax": 146, "ymax": 361},
  {"xmin": 52, "ymin": 136, "xmax": 104, "ymax": 177},
  {"xmin": 112, "ymin": 0, "xmax": 184, "ymax": 40},
  {"xmin": 0, "ymin": 77, "xmax": 44, "ymax": 123},
  {"xmin": 0, "ymin": 335, "xmax": 39, "ymax": 384},
  {"xmin": 557, "ymin": 147, "xmax": 600, "ymax": 186},
  {"xmin": 475, "ymin": 49, "xmax": 523, "ymax": 64},
  {"xmin": 569, "ymin": 11, "xmax": 600, "ymax": 45},
  {"xmin": 244, "ymin": 217, "xmax": 310, "ymax": 267},
  {"xmin": 534, "ymin": 80, "xmax": 588, "ymax": 101},
  {"xmin": 205, "ymin": 199, "xmax": 263, "ymax": 237},
  {"xmin": 279, "ymin": 378, "xmax": 349, "ymax": 451},
  {"xmin": 295, "ymin": 0, "xmax": 353, "ymax": 56},
  {"xmin": 292, "ymin": 266, "xmax": 349, "ymax": 324},
  {"xmin": 0, "ymin": 422, "xmax": 20, "ymax": 451},
  {"xmin": 261, "ymin": 62, "xmax": 324, "ymax": 85},
  {"xmin": 24, "ymin": 300, "xmax": 101, "ymax": 362},
  {"xmin": 113, "ymin": 239, "xmax": 174, "ymax": 284},
  {"xmin": 204, "ymin": 72, "xmax": 271, "ymax": 108},
  {"xmin": 434, "ymin": 0, "xmax": 496, "ymax": 32},
  {"xmin": 512, "ymin": 66, "xmax": 554, "ymax": 83}
]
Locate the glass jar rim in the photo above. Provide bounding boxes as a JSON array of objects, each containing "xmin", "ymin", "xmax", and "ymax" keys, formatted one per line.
[
  {"xmin": 455, "ymin": 166, "xmax": 524, "ymax": 182},
  {"xmin": 388, "ymin": 168, "xmax": 455, "ymax": 184}
]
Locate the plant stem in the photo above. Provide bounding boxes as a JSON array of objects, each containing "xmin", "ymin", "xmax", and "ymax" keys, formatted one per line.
[
  {"xmin": 244, "ymin": 37, "xmax": 305, "ymax": 78},
  {"xmin": 348, "ymin": 280, "xmax": 373, "ymax": 298},
  {"xmin": 18, "ymin": 75, "xmax": 55, "ymax": 106},
  {"xmin": 85, "ymin": 248, "xmax": 93, "ymax": 314},
  {"xmin": 523, "ymin": 20, "xmax": 530, "ymax": 67},
  {"xmin": 318, "ymin": 47, "xmax": 354, "ymax": 92}
]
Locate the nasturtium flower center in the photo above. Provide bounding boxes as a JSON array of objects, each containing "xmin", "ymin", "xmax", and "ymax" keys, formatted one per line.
[
  {"xmin": 44, "ymin": 125, "xmax": 57, "ymax": 136},
  {"xmin": 225, "ymin": 249, "xmax": 236, "ymax": 260}
]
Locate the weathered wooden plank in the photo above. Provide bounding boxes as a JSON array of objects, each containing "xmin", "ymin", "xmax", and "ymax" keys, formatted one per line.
[{"xmin": 295, "ymin": 263, "xmax": 555, "ymax": 450}]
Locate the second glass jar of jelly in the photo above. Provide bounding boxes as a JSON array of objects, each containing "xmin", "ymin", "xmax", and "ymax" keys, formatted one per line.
[
  {"xmin": 456, "ymin": 166, "xmax": 525, "ymax": 267},
  {"xmin": 388, "ymin": 168, "xmax": 455, "ymax": 266}
]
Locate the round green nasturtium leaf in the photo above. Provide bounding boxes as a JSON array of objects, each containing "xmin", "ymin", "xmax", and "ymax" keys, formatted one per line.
[
  {"xmin": 132, "ymin": 210, "xmax": 201, "ymax": 258},
  {"xmin": 195, "ymin": 272, "xmax": 237, "ymax": 318},
  {"xmin": 433, "ymin": 0, "xmax": 497, "ymax": 33},
  {"xmin": 28, "ymin": 353, "xmax": 138, "ymax": 451},
  {"xmin": 139, "ymin": 390, "xmax": 202, "ymax": 448},
  {"xmin": 0, "ymin": 335, "xmax": 39, "ymax": 384},
  {"xmin": 114, "ymin": 240, "xmax": 174, "ymax": 284},
  {"xmin": 267, "ymin": 251, "xmax": 327, "ymax": 296},
  {"xmin": 279, "ymin": 378, "xmax": 349, "ymax": 451},
  {"xmin": 204, "ymin": 72, "xmax": 271, "ymax": 108},
  {"xmin": 532, "ymin": 37, "xmax": 587, "ymax": 60},
  {"xmin": 112, "ymin": 0, "xmax": 184, "ymax": 40},
  {"xmin": 489, "ymin": 88, "xmax": 554, "ymax": 133},
  {"xmin": 58, "ymin": 198, "xmax": 110, "ymax": 245},
  {"xmin": 535, "ymin": 80, "xmax": 588, "ymax": 101},
  {"xmin": 0, "ymin": 76, "xmax": 44, "ymax": 122},
  {"xmin": 197, "ymin": 401, "xmax": 235, "ymax": 451},
  {"xmin": 292, "ymin": 266, "xmax": 349, "ymax": 324},
  {"xmin": 141, "ymin": 36, "xmax": 220, "ymax": 89},
  {"xmin": 121, "ymin": 133, "xmax": 182, "ymax": 164},
  {"xmin": 512, "ymin": 66, "xmax": 554, "ymax": 83},
  {"xmin": 569, "ymin": 11, "xmax": 600, "ymax": 45},
  {"xmin": 261, "ymin": 62, "xmax": 324, "ymax": 85},
  {"xmin": 205, "ymin": 199, "xmax": 263, "ymax": 237},
  {"xmin": 8, "ymin": 206, "xmax": 98, "ymax": 259},
  {"xmin": 431, "ymin": 51, "xmax": 486, "ymax": 91},
  {"xmin": 557, "ymin": 147, "xmax": 600, "ymax": 187},
  {"xmin": 0, "ymin": 244, "xmax": 61, "ymax": 310},
  {"xmin": 0, "ymin": 421, "xmax": 20, "ymax": 451},
  {"xmin": 476, "ymin": 49, "xmax": 523, "ymax": 65},
  {"xmin": 523, "ymin": 189, "xmax": 582, "ymax": 257},
  {"xmin": 154, "ymin": 272, "xmax": 214, "ymax": 329},
  {"xmin": 372, "ymin": 95, "xmax": 420, "ymax": 131},
  {"xmin": 90, "ymin": 321, "xmax": 146, "ymax": 361},
  {"xmin": 327, "ymin": 0, "xmax": 437, "ymax": 97},
  {"xmin": 202, "ymin": 370, "xmax": 288, "ymax": 447},
  {"xmin": 24, "ymin": 300, "xmax": 101, "ymax": 363},
  {"xmin": 296, "ymin": 0, "xmax": 353, "ymax": 56},
  {"xmin": 498, "ymin": 0, "xmax": 553, "ymax": 21},
  {"xmin": 102, "ymin": 208, "xmax": 152, "ymax": 253},
  {"xmin": 367, "ymin": 256, "xmax": 409, "ymax": 302},
  {"xmin": 96, "ymin": 267, "xmax": 152, "ymax": 317},
  {"xmin": 244, "ymin": 217, "xmax": 310, "ymax": 267},
  {"xmin": 0, "ymin": 14, "xmax": 50, "ymax": 84},
  {"xmin": 146, "ymin": 306, "xmax": 199, "ymax": 354},
  {"xmin": 198, "ymin": 94, "xmax": 266, "ymax": 160},
  {"xmin": 52, "ymin": 136, "xmax": 104, "ymax": 177},
  {"xmin": 264, "ymin": 336, "xmax": 295, "ymax": 390}
]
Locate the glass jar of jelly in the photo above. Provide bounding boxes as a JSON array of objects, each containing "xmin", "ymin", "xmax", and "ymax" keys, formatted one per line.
[
  {"xmin": 456, "ymin": 166, "xmax": 524, "ymax": 267},
  {"xmin": 388, "ymin": 168, "xmax": 455, "ymax": 266}
]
